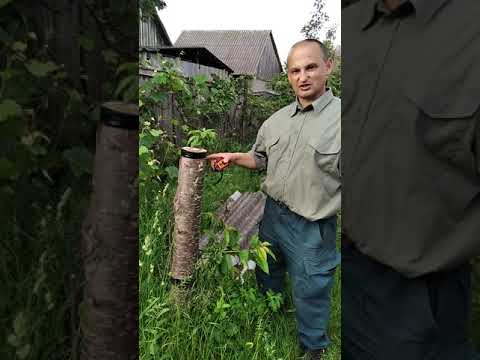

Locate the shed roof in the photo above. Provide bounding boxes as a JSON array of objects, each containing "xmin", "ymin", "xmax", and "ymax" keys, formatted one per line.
[
  {"xmin": 175, "ymin": 30, "xmax": 282, "ymax": 76},
  {"xmin": 150, "ymin": 46, "xmax": 234, "ymax": 73}
]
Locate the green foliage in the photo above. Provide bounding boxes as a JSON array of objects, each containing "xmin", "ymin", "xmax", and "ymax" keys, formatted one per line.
[
  {"xmin": 329, "ymin": 61, "xmax": 342, "ymax": 98},
  {"xmin": 139, "ymin": 164, "xmax": 342, "ymax": 359},
  {"xmin": 115, "ymin": 62, "xmax": 139, "ymax": 103},
  {"xmin": 187, "ymin": 128, "xmax": 217, "ymax": 149},
  {"xmin": 62, "ymin": 147, "xmax": 93, "ymax": 178},
  {"xmin": 0, "ymin": 99, "xmax": 22, "ymax": 122},
  {"xmin": 203, "ymin": 224, "xmax": 275, "ymax": 281},
  {"xmin": 302, "ymin": 0, "xmax": 338, "ymax": 43},
  {"xmin": 0, "ymin": 1, "xmax": 137, "ymax": 358},
  {"xmin": 146, "ymin": 60, "xmax": 238, "ymax": 129},
  {"xmin": 139, "ymin": 60, "xmax": 241, "ymax": 185},
  {"xmin": 140, "ymin": 0, "xmax": 166, "ymax": 19},
  {"xmin": 139, "ymin": 119, "xmax": 171, "ymax": 184}
]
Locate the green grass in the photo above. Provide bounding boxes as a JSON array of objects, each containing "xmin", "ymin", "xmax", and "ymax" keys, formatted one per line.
[
  {"xmin": 0, "ymin": 180, "xmax": 88, "ymax": 360},
  {"xmin": 139, "ymin": 160, "xmax": 341, "ymax": 360}
]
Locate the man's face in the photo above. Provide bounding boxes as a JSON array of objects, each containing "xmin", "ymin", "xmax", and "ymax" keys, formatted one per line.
[{"xmin": 287, "ymin": 43, "xmax": 332, "ymax": 105}]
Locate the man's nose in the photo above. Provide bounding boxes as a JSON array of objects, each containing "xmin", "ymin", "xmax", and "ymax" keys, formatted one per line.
[{"xmin": 299, "ymin": 70, "xmax": 308, "ymax": 82}]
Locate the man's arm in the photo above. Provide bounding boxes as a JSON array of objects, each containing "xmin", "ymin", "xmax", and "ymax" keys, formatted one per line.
[
  {"xmin": 206, "ymin": 152, "xmax": 257, "ymax": 170},
  {"xmin": 232, "ymin": 152, "xmax": 257, "ymax": 169},
  {"xmin": 207, "ymin": 122, "xmax": 268, "ymax": 171}
]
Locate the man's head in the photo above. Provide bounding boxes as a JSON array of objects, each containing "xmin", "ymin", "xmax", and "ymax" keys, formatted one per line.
[{"xmin": 287, "ymin": 39, "xmax": 333, "ymax": 107}]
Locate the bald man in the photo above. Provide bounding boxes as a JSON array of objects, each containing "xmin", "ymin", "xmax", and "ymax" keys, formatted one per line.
[{"xmin": 208, "ymin": 39, "xmax": 341, "ymax": 359}]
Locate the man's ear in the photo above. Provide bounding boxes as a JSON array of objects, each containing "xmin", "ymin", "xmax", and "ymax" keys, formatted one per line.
[
  {"xmin": 287, "ymin": 69, "xmax": 294, "ymax": 86},
  {"xmin": 324, "ymin": 58, "xmax": 334, "ymax": 75}
]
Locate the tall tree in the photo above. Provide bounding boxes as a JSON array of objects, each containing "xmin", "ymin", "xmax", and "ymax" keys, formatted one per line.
[
  {"xmin": 302, "ymin": 0, "xmax": 330, "ymax": 39},
  {"xmin": 301, "ymin": 0, "xmax": 338, "ymax": 58},
  {"xmin": 140, "ymin": 0, "xmax": 166, "ymax": 19}
]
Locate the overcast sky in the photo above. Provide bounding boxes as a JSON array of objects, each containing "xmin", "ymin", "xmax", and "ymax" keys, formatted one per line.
[{"xmin": 159, "ymin": 0, "xmax": 341, "ymax": 64}]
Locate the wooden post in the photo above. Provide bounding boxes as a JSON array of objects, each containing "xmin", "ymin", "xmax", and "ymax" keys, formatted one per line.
[
  {"xmin": 80, "ymin": 102, "xmax": 138, "ymax": 360},
  {"xmin": 171, "ymin": 147, "xmax": 207, "ymax": 281}
]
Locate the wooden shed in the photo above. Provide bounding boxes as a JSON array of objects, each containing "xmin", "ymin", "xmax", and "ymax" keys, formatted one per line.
[
  {"xmin": 175, "ymin": 30, "xmax": 283, "ymax": 94},
  {"xmin": 139, "ymin": 14, "xmax": 233, "ymax": 80},
  {"xmin": 139, "ymin": 12, "xmax": 172, "ymax": 48}
]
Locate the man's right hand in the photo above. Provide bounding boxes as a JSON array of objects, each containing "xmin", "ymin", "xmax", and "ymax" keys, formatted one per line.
[
  {"xmin": 206, "ymin": 153, "xmax": 237, "ymax": 171},
  {"xmin": 206, "ymin": 152, "xmax": 258, "ymax": 171}
]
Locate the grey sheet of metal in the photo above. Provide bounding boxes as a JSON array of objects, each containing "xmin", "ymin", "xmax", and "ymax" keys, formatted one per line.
[{"xmin": 199, "ymin": 191, "xmax": 267, "ymax": 250}]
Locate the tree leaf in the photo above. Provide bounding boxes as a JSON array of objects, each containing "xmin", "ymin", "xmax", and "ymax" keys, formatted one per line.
[
  {"xmin": 0, "ymin": 0, "xmax": 12, "ymax": 8},
  {"xmin": 0, "ymin": 99, "xmax": 22, "ymax": 122},
  {"xmin": 250, "ymin": 234, "xmax": 260, "ymax": 248},
  {"xmin": 139, "ymin": 145, "xmax": 149, "ymax": 156},
  {"xmin": 239, "ymin": 249, "xmax": 249, "ymax": 267},
  {"xmin": 12, "ymin": 41, "xmax": 27, "ymax": 52},
  {"xmin": 223, "ymin": 227, "xmax": 230, "ymax": 247},
  {"xmin": 256, "ymin": 247, "xmax": 269, "ymax": 274},
  {"xmin": 220, "ymin": 254, "xmax": 232, "ymax": 274},
  {"xmin": 264, "ymin": 245, "xmax": 276, "ymax": 261},
  {"xmin": 0, "ymin": 158, "xmax": 17, "ymax": 180},
  {"xmin": 165, "ymin": 166, "xmax": 178, "ymax": 180},
  {"xmin": 102, "ymin": 49, "xmax": 119, "ymax": 65},
  {"xmin": 16, "ymin": 344, "xmax": 31, "ymax": 359},
  {"xmin": 13, "ymin": 312, "xmax": 28, "ymax": 338},
  {"xmin": 25, "ymin": 60, "xmax": 58, "ymax": 77},
  {"xmin": 63, "ymin": 146, "xmax": 93, "ymax": 177},
  {"xmin": 149, "ymin": 129, "xmax": 162, "ymax": 137},
  {"xmin": 78, "ymin": 35, "xmax": 94, "ymax": 51},
  {"xmin": 7, "ymin": 334, "xmax": 18, "ymax": 347},
  {"xmin": 114, "ymin": 75, "xmax": 136, "ymax": 100},
  {"xmin": 0, "ymin": 26, "xmax": 13, "ymax": 43}
]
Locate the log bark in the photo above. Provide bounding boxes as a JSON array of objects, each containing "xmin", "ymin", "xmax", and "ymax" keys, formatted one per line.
[
  {"xmin": 171, "ymin": 147, "xmax": 207, "ymax": 281},
  {"xmin": 80, "ymin": 102, "xmax": 138, "ymax": 360}
]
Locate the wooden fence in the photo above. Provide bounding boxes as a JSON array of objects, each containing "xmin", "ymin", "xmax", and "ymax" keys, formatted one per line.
[{"xmin": 140, "ymin": 69, "xmax": 263, "ymax": 146}]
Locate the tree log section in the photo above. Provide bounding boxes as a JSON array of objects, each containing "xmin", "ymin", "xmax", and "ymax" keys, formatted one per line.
[
  {"xmin": 80, "ymin": 102, "xmax": 138, "ymax": 360},
  {"xmin": 171, "ymin": 147, "xmax": 207, "ymax": 281}
]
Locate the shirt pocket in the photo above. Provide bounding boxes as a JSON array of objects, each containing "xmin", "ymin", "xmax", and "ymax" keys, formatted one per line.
[
  {"xmin": 265, "ymin": 135, "xmax": 282, "ymax": 171},
  {"xmin": 306, "ymin": 137, "xmax": 341, "ymax": 178},
  {"xmin": 405, "ymin": 91, "xmax": 479, "ymax": 179}
]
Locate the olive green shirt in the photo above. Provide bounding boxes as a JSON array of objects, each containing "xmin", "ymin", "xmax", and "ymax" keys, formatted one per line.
[
  {"xmin": 343, "ymin": 0, "xmax": 480, "ymax": 277},
  {"xmin": 250, "ymin": 89, "xmax": 341, "ymax": 221}
]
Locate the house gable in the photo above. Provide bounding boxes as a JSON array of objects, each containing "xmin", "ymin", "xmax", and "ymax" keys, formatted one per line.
[{"xmin": 140, "ymin": 13, "xmax": 172, "ymax": 49}]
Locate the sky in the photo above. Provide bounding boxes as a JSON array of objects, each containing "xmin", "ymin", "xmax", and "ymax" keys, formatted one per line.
[{"xmin": 159, "ymin": 0, "xmax": 341, "ymax": 65}]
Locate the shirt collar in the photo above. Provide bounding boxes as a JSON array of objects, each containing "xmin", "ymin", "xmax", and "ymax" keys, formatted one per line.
[
  {"xmin": 360, "ymin": 0, "xmax": 450, "ymax": 30},
  {"xmin": 290, "ymin": 88, "xmax": 334, "ymax": 117}
]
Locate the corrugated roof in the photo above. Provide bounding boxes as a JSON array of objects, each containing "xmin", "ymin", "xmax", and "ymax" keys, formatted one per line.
[
  {"xmin": 199, "ymin": 191, "xmax": 266, "ymax": 250},
  {"xmin": 175, "ymin": 30, "xmax": 281, "ymax": 76}
]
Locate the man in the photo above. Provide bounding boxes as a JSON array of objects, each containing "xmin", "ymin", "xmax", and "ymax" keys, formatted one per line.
[
  {"xmin": 342, "ymin": 0, "xmax": 480, "ymax": 359},
  {"xmin": 207, "ymin": 39, "xmax": 341, "ymax": 359}
]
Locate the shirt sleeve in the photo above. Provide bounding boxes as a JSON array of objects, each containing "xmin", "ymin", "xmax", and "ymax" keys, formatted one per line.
[{"xmin": 249, "ymin": 123, "xmax": 267, "ymax": 171}]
